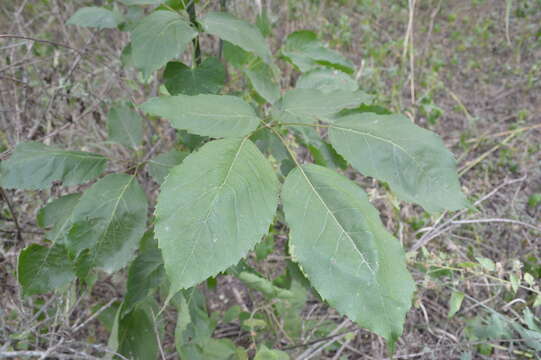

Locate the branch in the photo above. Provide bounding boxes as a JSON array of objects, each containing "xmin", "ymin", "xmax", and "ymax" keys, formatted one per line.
[{"xmin": 0, "ymin": 188, "xmax": 22, "ymax": 242}]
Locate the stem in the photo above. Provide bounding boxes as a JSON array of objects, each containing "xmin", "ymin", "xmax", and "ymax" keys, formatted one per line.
[
  {"xmin": 218, "ymin": 0, "xmax": 228, "ymax": 60},
  {"xmin": 187, "ymin": 0, "xmax": 201, "ymax": 66},
  {"xmin": 0, "ymin": 188, "xmax": 23, "ymax": 242},
  {"xmin": 275, "ymin": 122, "xmax": 332, "ymax": 129}
]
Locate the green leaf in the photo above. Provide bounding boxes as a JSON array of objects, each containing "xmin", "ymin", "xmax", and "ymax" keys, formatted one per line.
[
  {"xmin": 222, "ymin": 41, "xmax": 280, "ymax": 104},
  {"xmin": 67, "ymin": 7, "xmax": 119, "ymax": 29},
  {"xmin": 18, "ymin": 244, "xmax": 76, "ymax": 295},
  {"xmin": 251, "ymin": 130, "xmax": 290, "ymax": 164},
  {"xmin": 296, "ymin": 68, "xmax": 358, "ymax": 93},
  {"xmin": 164, "ymin": 57, "xmax": 226, "ymax": 96},
  {"xmin": 272, "ymin": 88, "xmax": 370, "ymax": 124},
  {"xmin": 475, "ymin": 256, "xmax": 496, "ymax": 271},
  {"xmin": 328, "ymin": 113, "xmax": 468, "ymax": 212},
  {"xmin": 141, "ymin": 94, "xmax": 260, "ymax": 138},
  {"xmin": 281, "ymin": 30, "xmax": 355, "ymax": 74},
  {"xmin": 66, "ymin": 174, "xmax": 148, "ymax": 273},
  {"xmin": 156, "ymin": 138, "xmax": 279, "ymax": 294},
  {"xmin": 131, "ymin": 10, "xmax": 197, "ymax": 76},
  {"xmin": 37, "ymin": 193, "xmax": 82, "ymax": 244},
  {"xmin": 107, "ymin": 104, "xmax": 144, "ymax": 148},
  {"xmin": 237, "ymin": 272, "xmax": 294, "ymax": 300},
  {"xmin": 223, "ymin": 42, "xmax": 253, "ymax": 68},
  {"xmin": 201, "ymin": 12, "xmax": 271, "ymax": 63},
  {"xmin": 175, "ymin": 290, "xmax": 238, "ymax": 360},
  {"xmin": 282, "ymin": 164, "xmax": 415, "ymax": 344},
  {"xmin": 448, "ymin": 291, "xmax": 464, "ymax": 318},
  {"xmin": 148, "ymin": 149, "xmax": 188, "ymax": 184},
  {"xmin": 244, "ymin": 59, "xmax": 281, "ymax": 104},
  {"xmin": 0, "ymin": 142, "xmax": 107, "ymax": 190},
  {"xmin": 510, "ymin": 273, "xmax": 520, "ymax": 294},
  {"xmin": 528, "ymin": 193, "xmax": 541, "ymax": 208},
  {"xmin": 254, "ymin": 234, "xmax": 275, "ymax": 260},
  {"xmin": 122, "ymin": 248, "xmax": 164, "ymax": 315},
  {"xmin": 118, "ymin": 306, "xmax": 159, "ymax": 360},
  {"xmin": 256, "ymin": 9, "xmax": 273, "ymax": 37},
  {"xmin": 254, "ymin": 345, "xmax": 290, "ymax": 360},
  {"xmin": 291, "ymin": 126, "xmax": 346, "ymax": 170}
]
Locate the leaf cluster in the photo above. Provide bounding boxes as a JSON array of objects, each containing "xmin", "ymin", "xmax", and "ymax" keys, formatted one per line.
[{"xmin": 1, "ymin": 1, "xmax": 469, "ymax": 357}]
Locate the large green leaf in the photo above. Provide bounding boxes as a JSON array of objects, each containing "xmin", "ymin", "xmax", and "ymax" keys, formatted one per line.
[
  {"xmin": 200, "ymin": 12, "xmax": 271, "ymax": 63},
  {"xmin": 296, "ymin": 68, "xmax": 359, "ymax": 93},
  {"xmin": 328, "ymin": 113, "xmax": 468, "ymax": 212},
  {"xmin": 156, "ymin": 138, "xmax": 279, "ymax": 293},
  {"xmin": 131, "ymin": 10, "xmax": 197, "ymax": 76},
  {"xmin": 18, "ymin": 244, "xmax": 76, "ymax": 295},
  {"xmin": 67, "ymin": 7, "xmax": 120, "ymax": 29},
  {"xmin": 37, "ymin": 193, "xmax": 82, "ymax": 244},
  {"xmin": 281, "ymin": 30, "xmax": 355, "ymax": 74},
  {"xmin": 272, "ymin": 88, "xmax": 370, "ymax": 124},
  {"xmin": 66, "ymin": 174, "xmax": 148, "ymax": 273},
  {"xmin": 147, "ymin": 149, "xmax": 188, "ymax": 184},
  {"xmin": 107, "ymin": 104, "xmax": 143, "ymax": 149},
  {"xmin": 141, "ymin": 94, "xmax": 260, "ymax": 138},
  {"xmin": 0, "ymin": 142, "xmax": 107, "ymax": 190},
  {"xmin": 164, "ymin": 57, "xmax": 226, "ymax": 96},
  {"xmin": 282, "ymin": 164, "xmax": 415, "ymax": 344}
]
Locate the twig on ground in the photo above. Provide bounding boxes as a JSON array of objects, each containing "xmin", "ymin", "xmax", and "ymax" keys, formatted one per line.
[
  {"xmin": 72, "ymin": 297, "xmax": 117, "ymax": 333},
  {"xmin": 411, "ymin": 176, "xmax": 526, "ymax": 252}
]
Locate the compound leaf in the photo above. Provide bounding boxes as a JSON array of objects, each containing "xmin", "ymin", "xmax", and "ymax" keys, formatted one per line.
[
  {"xmin": 201, "ymin": 12, "xmax": 271, "ymax": 63},
  {"xmin": 328, "ymin": 113, "xmax": 468, "ymax": 212},
  {"xmin": 131, "ymin": 10, "xmax": 197, "ymax": 76},
  {"xmin": 141, "ymin": 94, "xmax": 260, "ymax": 138},
  {"xmin": 0, "ymin": 142, "xmax": 107, "ymax": 190},
  {"xmin": 67, "ymin": 7, "xmax": 120, "ymax": 29},
  {"xmin": 164, "ymin": 57, "xmax": 226, "ymax": 96},
  {"xmin": 281, "ymin": 30, "xmax": 354, "ymax": 74},
  {"xmin": 18, "ymin": 243, "xmax": 76, "ymax": 296},
  {"xmin": 156, "ymin": 138, "xmax": 279, "ymax": 294},
  {"xmin": 107, "ymin": 104, "xmax": 144, "ymax": 149},
  {"xmin": 282, "ymin": 164, "xmax": 415, "ymax": 344},
  {"xmin": 66, "ymin": 174, "xmax": 148, "ymax": 273},
  {"xmin": 272, "ymin": 88, "xmax": 370, "ymax": 124}
]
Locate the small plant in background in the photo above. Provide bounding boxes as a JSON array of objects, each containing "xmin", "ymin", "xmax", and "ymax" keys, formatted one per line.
[{"xmin": 1, "ymin": 0, "xmax": 503, "ymax": 358}]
